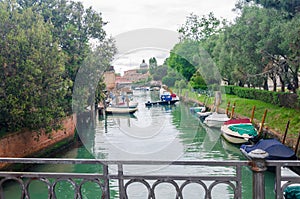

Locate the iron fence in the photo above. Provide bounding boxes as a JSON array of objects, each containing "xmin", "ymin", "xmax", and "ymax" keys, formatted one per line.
[{"xmin": 0, "ymin": 158, "xmax": 299, "ymax": 199}]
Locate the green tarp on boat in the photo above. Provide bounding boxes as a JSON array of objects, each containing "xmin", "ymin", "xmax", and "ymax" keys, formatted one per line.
[
  {"xmin": 284, "ymin": 186, "xmax": 300, "ymax": 199},
  {"xmin": 228, "ymin": 124, "xmax": 258, "ymax": 136}
]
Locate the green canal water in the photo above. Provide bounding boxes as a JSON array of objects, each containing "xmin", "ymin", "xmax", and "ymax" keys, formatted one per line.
[{"xmin": 4, "ymin": 90, "xmax": 279, "ymax": 198}]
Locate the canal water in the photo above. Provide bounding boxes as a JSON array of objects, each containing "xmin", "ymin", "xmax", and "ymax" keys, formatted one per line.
[{"xmin": 4, "ymin": 90, "xmax": 278, "ymax": 198}]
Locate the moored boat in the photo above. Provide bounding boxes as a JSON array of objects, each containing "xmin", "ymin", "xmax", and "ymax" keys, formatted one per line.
[
  {"xmin": 221, "ymin": 118, "xmax": 258, "ymax": 144},
  {"xmin": 197, "ymin": 111, "xmax": 213, "ymax": 122},
  {"xmin": 105, "ymin": 107, "xmax": 138, "ymax": 114},
  {"xmin": 111, "ymin": 101, "xmax": 138, "ymax": 108},
  {"xmin": 145, "ymin": 86, "xmax": 179, "ymax": 106},
  {"xmin": 240, "ymin": 138, "xmax": 297, "ymax": 160},
  {"xmin": 190, "ymin": 106, "xmax": 206, "ymax": 114},
  {"xmin": 203, "ymin": 112, "xmax": 229, "ymax": 128},
  {"xmin": 145, "ymin": 99, "xmax": 179, "ymax": 106}
]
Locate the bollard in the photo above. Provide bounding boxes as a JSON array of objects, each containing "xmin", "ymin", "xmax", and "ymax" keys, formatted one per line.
[{"xmin": 248, "ymin": 149, "xmax": 269, "ymax": 199}]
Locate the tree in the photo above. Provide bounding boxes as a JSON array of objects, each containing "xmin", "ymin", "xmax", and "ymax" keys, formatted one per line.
[
  {"xmin": 280, "ymin": 15, "xmax": 300, "ymax": 91},
  {"xmin": 12, "ymin": 0, "xmax": 107, "ymax": 112},
  {"xmin": 0, "ymin": 2, "xmax": 67, "ymax": 132},
  {"xmin": 149, "ymin": 57, "xmax": 158, "ymax": 74},
  {"xmin": 0, "ymin": 0, "xmax": 113, "ymax": 134},
  {"xmin": 245, "ymin": 0, "xmax": 300, "ymax": 18},
  {"xmin": 151, "ymin": 64, "xmax": 168, "ymax": 81},
  {"xmin": 167, "ymin": 41, "xmax": 198, "ymax": 81},
  {"xmin": 178, "ymin": 12, "xmax": 226, "ymax": 42},
  {"xmin": 189, "ymin": 71, "xmax": 207, "ymax": 90},
  {"xmin": 72, "ymin": 37, "xmax": 117, "ymax": 113}
]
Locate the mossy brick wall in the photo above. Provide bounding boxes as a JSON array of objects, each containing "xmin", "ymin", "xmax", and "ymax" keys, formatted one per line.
[{"xmin": 0, "ymin": 115, "xmax": 76, "ymax": 168}]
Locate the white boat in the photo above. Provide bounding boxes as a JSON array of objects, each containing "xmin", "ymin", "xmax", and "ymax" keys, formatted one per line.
[
  {"xmin": 196, "ymin": 111, "xmax": 213, "ymax": 122},
  {"xmin": 221, "ymin": 118, "xmax": 258, "ymax": 144},
  {"xmin": 105, "ymin": 107, "xmax": 138, "ymax": 114},
  {"xmin": 111, "ymin": 101, "xmax": 138, "ymax": 108},
  {"xmin": 203, "ymin": 112, "xmax": 229, "ymax": 128},
  {"xmin": 190, "ymin": 106, "xmax": 206, "ymax": 113}
]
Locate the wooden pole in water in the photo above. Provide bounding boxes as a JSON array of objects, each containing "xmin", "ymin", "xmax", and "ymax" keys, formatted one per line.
[
  {"xmin": 282, "ymin": 120, "xmax": 290, "ymax": 144},
  {"xmin": 230, "ymin": 102, "xmax": 236, "ymax": 119},
  {"xmin": 294, "ymin": 132, "xmax": 300, "ymax": 156},
  {"xmin": 258, "ymin": 109, "xmax": 268, "ymax": 134},
  {"xmin": 225, "ymin": 101, "xmax": 230, "ymax": 116},
  {"xmin": 250, "ymin": 106, "xmax": 256, "ymax": 123}
]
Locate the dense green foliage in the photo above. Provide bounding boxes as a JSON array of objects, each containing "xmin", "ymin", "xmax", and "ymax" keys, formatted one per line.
[
  {"xmin": 150, "ymin": 64, "xmax": 168, "ymax": 81},
  {"xmin": 167, "ymin": 41, "xmax": 198, "ymax": 81},
  {"xmin": 0, "ymin": 0, "xmax": 115, "ymax": 133},
  {"xmin": 170, "ymin": 1, "xmax": 299, "ymax": 98},
  {"xmin": 224, "ymin": 86, "xmax": 299, "ymax": 109},
  {"xmin": 245, "ymin": 0, "xmax": 300, "ymax": 18}
]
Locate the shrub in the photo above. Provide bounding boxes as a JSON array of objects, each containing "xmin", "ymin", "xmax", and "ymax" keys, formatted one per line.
[{"xmin": 224, "ymin": 86, "xmax": 298, "ymax": 108}]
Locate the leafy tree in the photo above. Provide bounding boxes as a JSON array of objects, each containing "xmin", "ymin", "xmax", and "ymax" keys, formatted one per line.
[
  {"xmin": 212, "ymin": 30, "xmax": 236, "ymax": 85},
  {"xmin": 150, "ymin": 64, "xmax": 168, "ymax": 81},
  {"xmin": 72, "ymin": 37, "xmax": 116, "ymax": 113},
  {"xmin": 161, "ymin": 69, "xmax": 183, "ymax": 87},
  {"xmin": 149, "ymin": 57, "xmax": 158, "ymax": 74},
  {"xmin": 175, "ymin": 79, "xmax": 187, "ymax": 89},
  {"xmin": 167, "ymin": 41, "xmax": 198, "ymax": 81},
  {"xmin": 178, "ymin": 12, "xmax": 226, "ymax": 42},
  {"xmin": 0, "ymin": 0, "xmax": 112, "ymax": 134},
  {"xmin": 13, "ymin": 0, "xmax": 107, "ymax": 112},
  {"xmin": 0, "ymin": 3, "xmax": 67, "ymax": 132},
  {"xmin": 189, "ymin": 71, "xmax": 207, "ymax": 90},
  {"xmin": 280, "ymin": 15, "xmax": 300, "ymax": 91},
  {"xmin": 245, "ymin": 0, "xmax": 300, "ymax": 18}
]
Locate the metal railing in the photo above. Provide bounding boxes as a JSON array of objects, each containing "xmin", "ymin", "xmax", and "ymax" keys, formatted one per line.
[{"xmin": 0, "ymin": 158, "xmax": 300, "ymax": 199}]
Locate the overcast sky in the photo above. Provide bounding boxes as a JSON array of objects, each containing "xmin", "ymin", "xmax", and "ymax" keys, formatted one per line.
[{"xmin": 77, "ymin": 0, "xmax": 239, "ymax": 74}]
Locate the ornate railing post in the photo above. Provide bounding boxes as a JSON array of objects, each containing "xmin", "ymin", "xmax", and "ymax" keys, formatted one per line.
[
  {"xmin": 103, "ymin": 164, "xmax": 110, "ymax": 199},
  {"xmin": 248, "ymin": 149, "xmax": 269, "ymax": 199}
]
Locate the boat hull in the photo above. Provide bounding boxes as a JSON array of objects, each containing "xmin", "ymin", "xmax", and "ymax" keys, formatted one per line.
[
  {"xmin": 105, "ymin": 107, "xmax": 138, "ymax": 114},
  {"xmin": 111, "ymin": 102, "xmax": 138, "ymax": 108},
  {"xmin": 203, "ymin": 113, "xmax": 229, "ymax": 128},
  {"xmin": 221, "ymin": 122, "xmax": 256, "ymax": 144},
  {"xmin": 145, "ymin": 99, "xmax": 179, "ymax": 106}
]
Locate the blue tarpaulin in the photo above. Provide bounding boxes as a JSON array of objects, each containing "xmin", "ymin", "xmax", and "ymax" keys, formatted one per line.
[{"xmin": 240, "ymin": 138, "xmax": 296, "ymax": 160}]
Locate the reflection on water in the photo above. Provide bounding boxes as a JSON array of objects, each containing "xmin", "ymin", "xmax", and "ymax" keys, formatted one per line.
[{"xmin": 3, "ymin": 90, "xmax": 275, "ymax": 198}]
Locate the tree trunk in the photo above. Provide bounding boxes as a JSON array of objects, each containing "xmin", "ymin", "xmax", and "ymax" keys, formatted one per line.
[
  {"xmin": 263, "ymin": 79, "xmax": 269, "ymax": 90},
  {"xmin": 279, "ymin": 76, "xmax": 285, "ymax": 92},
  {"xmin": 272, "ymin": 76, "xmax": 277, "ymax": 92},
  {"xmin": 293, "ymin": 73, "xmax": 299, "ymax": 90}
]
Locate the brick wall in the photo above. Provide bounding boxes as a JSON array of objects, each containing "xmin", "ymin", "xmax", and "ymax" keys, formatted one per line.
[{"xmin": 0, "ymin": 115, "xmax": 76, "ymax": 168}]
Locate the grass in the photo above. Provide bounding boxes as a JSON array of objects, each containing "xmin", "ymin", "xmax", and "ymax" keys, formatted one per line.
[{"xmin": 177, "ymin": 89, "xmax": 300, "ymax": 138}]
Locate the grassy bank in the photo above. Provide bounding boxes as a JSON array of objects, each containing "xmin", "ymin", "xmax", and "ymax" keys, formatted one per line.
[{"xmin": 177, "ymin": 89, "xmax": 300, "ymax": 138}]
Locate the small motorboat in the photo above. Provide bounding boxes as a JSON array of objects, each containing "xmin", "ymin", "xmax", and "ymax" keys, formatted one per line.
[
  {"xmin": 145, "ymin": 86, "xmax": 179, "ymax": 107},
  {"xmin": 197, "ymin": 111, "xmax": 213, "ymax": 122},
  {"xmin": 240, "ymin": 138, "xmax": 297, "ymax": 160},
  {"xmin": 105, "ymin": 107, "xmax": 138, "ymax": 114},
  {"xmin": 190, "ymin": 106, "xmax": 206, "ymax": 114},
  {"xmin": 203, "ymin": 112, "xmax": 229, "ymax": 128},
  {"xmin": 221, "ymin": 118, "xmax": 258, "ymax": 144},
  {"xmin": 111, "ymin": 101, "xmax": 138, "ymax": 108}
]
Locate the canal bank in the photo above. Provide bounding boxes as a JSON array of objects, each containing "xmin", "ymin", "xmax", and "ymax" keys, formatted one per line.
[
  {"xmin": 0, "ymin": 115, "xmax": 77, "ymax": 169},
  {"xmin": 179, "ymin": 93, "xmax": 300, "ymax": 156}
]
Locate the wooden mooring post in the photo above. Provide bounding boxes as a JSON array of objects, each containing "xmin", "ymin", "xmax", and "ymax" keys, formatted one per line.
[{"xmin": 258, "ymin": 109, "xmax": 268, "ymax": 135}]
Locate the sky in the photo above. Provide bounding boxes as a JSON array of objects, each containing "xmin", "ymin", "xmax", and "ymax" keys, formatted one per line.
[{"xmin": 77, "ymin": 0, "xmax": 239, "ymax": 75}]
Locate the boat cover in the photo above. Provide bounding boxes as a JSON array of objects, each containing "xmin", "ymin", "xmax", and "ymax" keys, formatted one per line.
[
  {"xmin": 224, "ymin": 118, "xmax": 251, "ymax": 125},
  {"xmin": 228, "ymin": 124, "xmax": 258, "ymax": 136},
  {"xmin": 240, "ymin": 138, "xmax": 296, "ymax": 160},
  {"xmin": 284, "ymin": 186, "xmax": 300, "ymax": 199}
]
